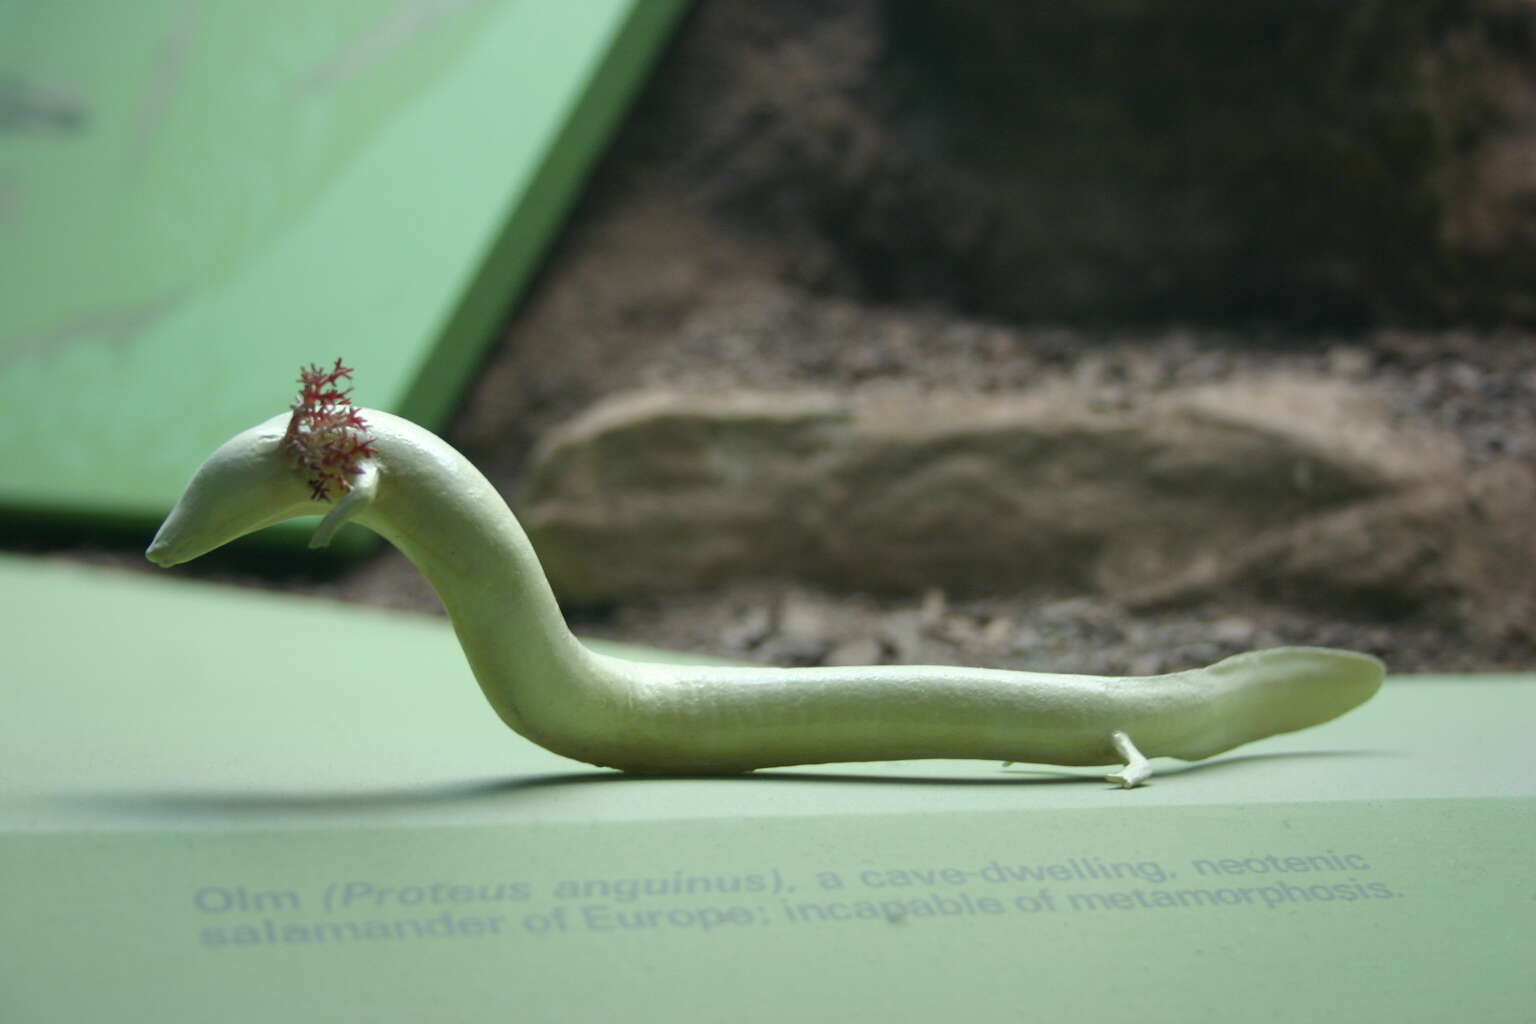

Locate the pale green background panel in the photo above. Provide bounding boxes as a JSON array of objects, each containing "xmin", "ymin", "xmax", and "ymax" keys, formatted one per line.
[
  {"xmin": 0, "ymin": 555, "xmax": 1533, "ymax": 1022},
  {"xmin": 0, "ymin": 0, "xmax": 685, "ymax": 529},
  {"xmin": 3, "ymin": 802, "xmax": 1529, "ymax": 1023}
]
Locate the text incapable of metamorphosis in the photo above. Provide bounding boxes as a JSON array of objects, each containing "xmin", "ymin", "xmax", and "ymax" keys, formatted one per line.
[{"xmin": 191, "ymin": 848, "xmax": 1401, "ymax": 950}]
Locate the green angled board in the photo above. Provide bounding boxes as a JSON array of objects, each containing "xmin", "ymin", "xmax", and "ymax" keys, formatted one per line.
[
  {"xmin": 0, "ymin": 0, "xmax": 685, "ymax": 543},
  {"xmin": 0, "ymin": 554, "xmax": 1533, "ymax": 1023}
]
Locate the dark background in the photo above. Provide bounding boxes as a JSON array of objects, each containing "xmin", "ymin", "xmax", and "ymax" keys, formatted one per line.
[{"xmin": 25, "ymin": 0, "xmax": 1536, "ymax": 674}]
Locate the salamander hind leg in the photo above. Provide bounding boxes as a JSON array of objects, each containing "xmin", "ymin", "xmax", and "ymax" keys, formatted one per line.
[{"xmin": 1106, "ymin": 730, "xmax": 1151, "ymax": 789}]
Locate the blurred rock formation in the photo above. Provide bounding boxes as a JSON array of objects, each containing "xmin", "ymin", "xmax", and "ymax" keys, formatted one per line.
[{"xmin": 444, "ymin": 0, "xmax": 1536, "ymax": 668}]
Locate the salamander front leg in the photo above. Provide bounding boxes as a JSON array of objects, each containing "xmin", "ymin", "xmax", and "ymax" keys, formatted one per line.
[{"xmin": 1106, "ymin": 730, "xmax": 1151, "ymax": 789}]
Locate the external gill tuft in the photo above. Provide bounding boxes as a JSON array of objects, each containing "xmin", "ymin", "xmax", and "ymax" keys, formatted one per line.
[{"xmin": 280, "ymin": 358, "xmax": 376, "ymax": 502}]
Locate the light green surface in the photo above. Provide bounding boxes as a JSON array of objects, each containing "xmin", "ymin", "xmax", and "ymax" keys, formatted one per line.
[
  {"xmin": 0, "ymin": 0, "xmax": 685, "ymax": 533},
  {"xmin": 1, "ymin": 555, "xmax": 1533, "ymax": 1022}
]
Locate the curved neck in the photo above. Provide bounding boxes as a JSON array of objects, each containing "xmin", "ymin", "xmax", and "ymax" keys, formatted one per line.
[{"xmin": 352, "ymin": 412, "xmax": 608, "ymax": 746}]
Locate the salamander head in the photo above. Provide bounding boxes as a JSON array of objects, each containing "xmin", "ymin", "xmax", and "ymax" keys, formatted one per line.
[
  {"xmin": 147, "ymin": 360, "xmax": 381, "ymax": 567},
  {"xmin": 145, "ymin": 414, "xmax": 321, "ymax": 567}
]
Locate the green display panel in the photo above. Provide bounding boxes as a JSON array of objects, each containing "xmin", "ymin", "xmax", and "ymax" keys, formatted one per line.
[
  {"xmin": 0, "ymin": 0, "xmax": 685, "ymax": 534},
  {"xmin": 1, "ymin": 556, "xmax": 1532, "ymax": 1022}
]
